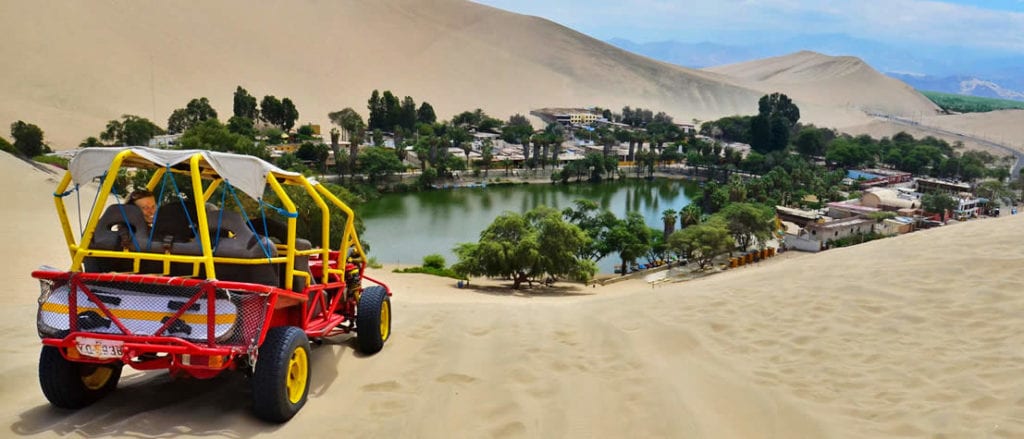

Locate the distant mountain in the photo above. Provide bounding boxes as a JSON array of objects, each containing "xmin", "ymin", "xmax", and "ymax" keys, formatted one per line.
[
  {"xmin": 606, "ymin": 34, "xmax": 931, "ymax": 72},
  {"xmin": 887, "ymin": 74, "xmax": 1024, "ymax": 102},
  {"xmin": 607, "ymin": 35, "xmax": 1024, "ymax": 101}
]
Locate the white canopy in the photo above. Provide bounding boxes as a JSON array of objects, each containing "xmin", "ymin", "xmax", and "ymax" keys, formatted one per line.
[{"xmin": 69, "ymin": 146, "xmax": 302, "ymax": 201}]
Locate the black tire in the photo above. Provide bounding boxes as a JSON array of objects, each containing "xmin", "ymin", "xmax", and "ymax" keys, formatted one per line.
[
  {"xmin": 251, "ymin": 326, "xmax": 310, "ymax": 423},
  {"xmin": 356, "ymin": 286, "xmax": 391, "ymax": 354},
  {"xmin": 38, "ymin": 346, "xmax": 122, "ymax": 409}
]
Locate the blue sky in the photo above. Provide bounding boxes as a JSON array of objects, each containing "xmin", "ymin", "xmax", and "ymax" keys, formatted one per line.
[{"xmin": 471, "ymin": 0, "xmax": 1024, "ymax": 54}]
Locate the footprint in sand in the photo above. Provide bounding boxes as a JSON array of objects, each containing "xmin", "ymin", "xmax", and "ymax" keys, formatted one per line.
[
  {"xmin": 491, "ymin": 421, "xmax": 526, "ymax": 438},
  {"xmin": 436, "ymin": 373, "xmax": 478, "ymax": 384},
  {"xmin": 361, "ymin": 380, "xmax": 402, "ymax": 392},
  {"xmin": 467, "ymin": 326, "xmax": 492, "ymax": 337}
]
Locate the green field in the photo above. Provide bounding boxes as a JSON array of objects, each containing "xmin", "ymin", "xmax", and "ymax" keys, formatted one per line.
[{"xmin": 920, "ymin": 90, "xmax": 1024, "ymax": 114}]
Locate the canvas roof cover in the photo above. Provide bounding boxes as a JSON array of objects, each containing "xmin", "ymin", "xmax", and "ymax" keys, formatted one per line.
[{"xmin": 69, "ymin": 146, "xmax": 302, "ymax": 201}]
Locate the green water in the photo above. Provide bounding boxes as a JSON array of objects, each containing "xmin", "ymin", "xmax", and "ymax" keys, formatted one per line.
[{"xmin": 358, "ymin": 179, "xmax": 699, "ymax": 274}]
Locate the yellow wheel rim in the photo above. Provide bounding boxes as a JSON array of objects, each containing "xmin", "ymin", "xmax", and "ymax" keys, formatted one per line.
[
  {"xmin": 81, "ymin": 365, "xmax": 113, "ymax": 391},
  {"xmin": 379, "ymin": 300, "xmax": 391, "ymax": 342},
  {"xmin": 286, "ymin": 346, "xmax": 308, "ymax": 404}
]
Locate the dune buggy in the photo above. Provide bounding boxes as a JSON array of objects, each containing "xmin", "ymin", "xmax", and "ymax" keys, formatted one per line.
[{"xmin": 34, "ymin": 147, "xmax": 391, "ymax": 422}]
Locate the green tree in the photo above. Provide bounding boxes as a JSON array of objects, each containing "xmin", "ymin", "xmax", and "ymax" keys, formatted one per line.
[
  {"xmin": 417, "ymin": 102, "xmax": 437, "ymax": 125},
  {"xmin": 975, "ymin": 180, "xmax": 1013, "ymax": 203},
  {"xmin": 679, "ymin": 203, "xmax": 703, "ymax": 227},
  {"xmin": 260, "ymin": 95, "xmax": 283, "ymax": 126},
  {"xmin": 100, "ymin": 115, "xmax": 164, "ymax": 146},
  {"xmin": 233, "ymin": 86, "xmax": 259, "ymax": 120},
  {"xmin": 667, "ymin": 220, "xmax": 734, "ymax": 270},
  {"xmin": 718, "ymin": 203, "xmax": 774, "ymax": 252},
  {"xmin": 661, "ymin": 209, "xmax": 677, "ymax": 242},
  {"xmin": 502, "ymin": 114, "xmax": 533, "ymax": 161},
  {"xmin": 759, "ymin": 92, "xmax": 800, "ymax": 126},
  {"xmin": 795, "ymin": 126, "xmax": 827, "ymax": 157},
  {"xmin": 79, "ymin": 136, "xmax": 103, "ymax": 148},
  {"xmin": 167, "ymin": 97, "xmax": 218, "ymax": 134},
  {"xmin": 226, "ymin": 116, "xmax": 256, "ymax": 138},
  {"xmin": 10, "ymin": 121, "xmax": 46, "ymax": 157},
  {"xmin": 0, "ymin": 136, "xmax": 16, "ymax": 155},
  {"xmin": 452, "ymin": 207, "xmax": 595, "ymax": 289},
  {"xmin": 750, "ymin": 93, "xmax": 799, "ymax": 154},
  {"xmin": 280, "ymin": 98, "xmax": 299, "ymax": 131},
  {"xmin": 922, "ymin": 192, "xmax": 958, "ymax": 223},
  {"xmin": 562, "ymin": 199, "xmax": 617, "ymax": 261},
  {"xmin": 366, "ymin": 90, "xmax": 382, "ymax": 130},
  {"xmin": 448, "ymin": 125, "xmax": 473, "ymax": 164},
  {"xmin": 399, "ymin": 96, "xmax": 417, "ymax": 131},
  {"xmin": 260, "ymin": 95, "xmax": 298, "ymax": 130},
  {"xmin": 606, "ymin": 212, "xmax": 651, "ymax": 276},
  {"xmin": 480, "ymin": 138, "xmax": 494, "ymax": 176},
  {"xmin": 379, "ymin": 91, "xmax": 400, "ymax": 131},
  {"xmin": 328, "ymin": 108, "xmax": 367, "ymax": 180},
  {"xmin": 296, "ymin": 142, "xmax": 330, "ymax": 174},
  {"xmin": 357, "ymin": 146, "xmax": 405, "ymax": 183},
  {"xmin": 178, "ymin": 119, "xmax": 266, "ymax": 158}
]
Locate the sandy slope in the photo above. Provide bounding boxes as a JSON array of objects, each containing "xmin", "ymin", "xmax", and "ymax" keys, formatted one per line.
[
  {"xmin": 0, "ymin": 1, "xmax": 963, "ymax": 151},
  {"xmin": 3, "ymin": 151, "xmax": 1024, "ymax": 438},
  {"xmin": 705, "ymin": 51, "xmax": 942, "ymax": 128},
  {"xmin": 0, "ymin": 0, "xmax": 764, "ymax": 149},
  {"xmin": 920, "ymin": 110, "xmax": 1024, "ymax": 152}
]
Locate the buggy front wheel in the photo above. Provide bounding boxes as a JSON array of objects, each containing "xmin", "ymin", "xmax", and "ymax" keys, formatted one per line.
[{"xmin": 356, "ymin": 286, "xmax": 391, "ymax": 354}]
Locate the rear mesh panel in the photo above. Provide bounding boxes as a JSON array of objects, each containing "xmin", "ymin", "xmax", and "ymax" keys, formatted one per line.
[{"xmin": 37, "ymin": 278, "xmax": 268, "ymax": 348}]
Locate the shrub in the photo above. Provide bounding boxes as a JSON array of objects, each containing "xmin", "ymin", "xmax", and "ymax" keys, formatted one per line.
[
  {"xmin": 422, "ymin": 254, "xmax": 446, "ymax": 269},
  {"xmin": 33, "ymin": 154, "xmax": 70, "ymax": 169}
]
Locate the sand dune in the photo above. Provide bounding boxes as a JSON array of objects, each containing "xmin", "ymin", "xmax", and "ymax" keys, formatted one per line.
[
  {"xmin": 1, "ymin": 1, "xmax": 957, "ymax": 150},
  {"xmin": 0, "ymin": 0, "xmax": 766, "ymax": 149},
  {"xmin": 705, "ymin": 51, "xmax": 942, "ymax": 128},
  {"xmin": 920, "ymin": 110, "xmax": 1024, "ymax": 152},
  {"xmin": 4, "ymin": 149, "xmax": 1024, "ymax": 437}
]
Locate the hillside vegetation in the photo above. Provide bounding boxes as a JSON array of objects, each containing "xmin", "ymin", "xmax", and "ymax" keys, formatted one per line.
[{"xmin": 921, "ymin": 90, "xmax": 1024, "ymax": 114}]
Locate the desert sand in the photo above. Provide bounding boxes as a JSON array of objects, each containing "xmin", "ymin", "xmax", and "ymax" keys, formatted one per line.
[
  {"xmin": 3, "ymin": 1, "xmax": 1024, "ymax": 437},
  {"xmin": 4, "ymin": 142, "xmax": 1024, "ymax": 438},
  {"xmin": 0, "ymin": 0, "xmax": 981, "ymax": 151}
]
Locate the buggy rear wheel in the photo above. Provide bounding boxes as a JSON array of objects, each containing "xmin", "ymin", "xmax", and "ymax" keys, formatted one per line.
[
  {"xmin": 251, "ymin": 326, "xmax": 310, "ymax": 423},
  {"xmin": 38, "ymin": 346, "xmax": 122, "ymax": 409},
  {"xmin": 356, "ymin": 286, "xmax": 391, "ymax": 354}
]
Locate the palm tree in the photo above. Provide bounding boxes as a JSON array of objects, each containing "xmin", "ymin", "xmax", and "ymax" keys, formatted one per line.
[
  {"xmin": 328, "ymin": 108, "xmax": 366, "ymax": 181},
  {"xmin": 661, "ymin": 209, "xmax": 677, "ymax": 242},
  {"xmin": 680, "ymin": 204, "xmax": 702, "ymax": 227},
  {"xmin": 481, "ymin": 139, "xmax": 494, "ymax": 177},
  {"xmin": 727, "ymin": 174, "xmax": 747, "ymax": 202}
]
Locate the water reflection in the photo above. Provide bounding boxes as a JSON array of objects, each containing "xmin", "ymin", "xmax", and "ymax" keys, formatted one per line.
[{"xmin": 359, "ymin": 180, "xmax": 698, "ymax": 273}]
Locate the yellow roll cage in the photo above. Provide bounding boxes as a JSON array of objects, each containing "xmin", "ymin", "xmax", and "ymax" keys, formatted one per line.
[{"xmin": 54, "ymin": 149, "xmax": 365, "ymax": 290}]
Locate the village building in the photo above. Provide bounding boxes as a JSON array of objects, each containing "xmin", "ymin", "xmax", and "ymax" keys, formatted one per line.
[
  {"xmin": 784, "ymin": 216, "xmax": 874, "ymax": 252},
  {"xmin": 876, "ymin": 216, "xmax": 917, "ymax": 235},
  {"xmin": 775, "ymin": 205, "xmax": 822, "ymax": 228},
  {"xmin": 860, "ymin": 188, "xmax": 920, "ymax": 211},
  {"xmin": 916, "ymin": 177, "xmax": 972, "ymax": 194},
  {"xmin": 826, "ymin": 201, "xmax": 880, "ymax": 219}
]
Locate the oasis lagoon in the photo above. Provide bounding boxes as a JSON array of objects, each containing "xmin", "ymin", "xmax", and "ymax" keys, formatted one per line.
[{"xmin": 358, "ymin": 178, "xmax": 699, "ymax": 274}]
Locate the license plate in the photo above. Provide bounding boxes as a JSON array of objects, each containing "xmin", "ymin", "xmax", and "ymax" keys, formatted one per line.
[{"xmin": 75, "ymin": 337, "xmax": 124, "ymax": 359}]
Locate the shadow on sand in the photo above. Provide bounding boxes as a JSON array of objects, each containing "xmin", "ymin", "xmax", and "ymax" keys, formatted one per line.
[
  {"xmin": 10, "ymin": 335, "xmax": 361, "ymax": 437},
  {"xmin": 461, "ymin": 281, "xmax": 596, "ymax": 298}
]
